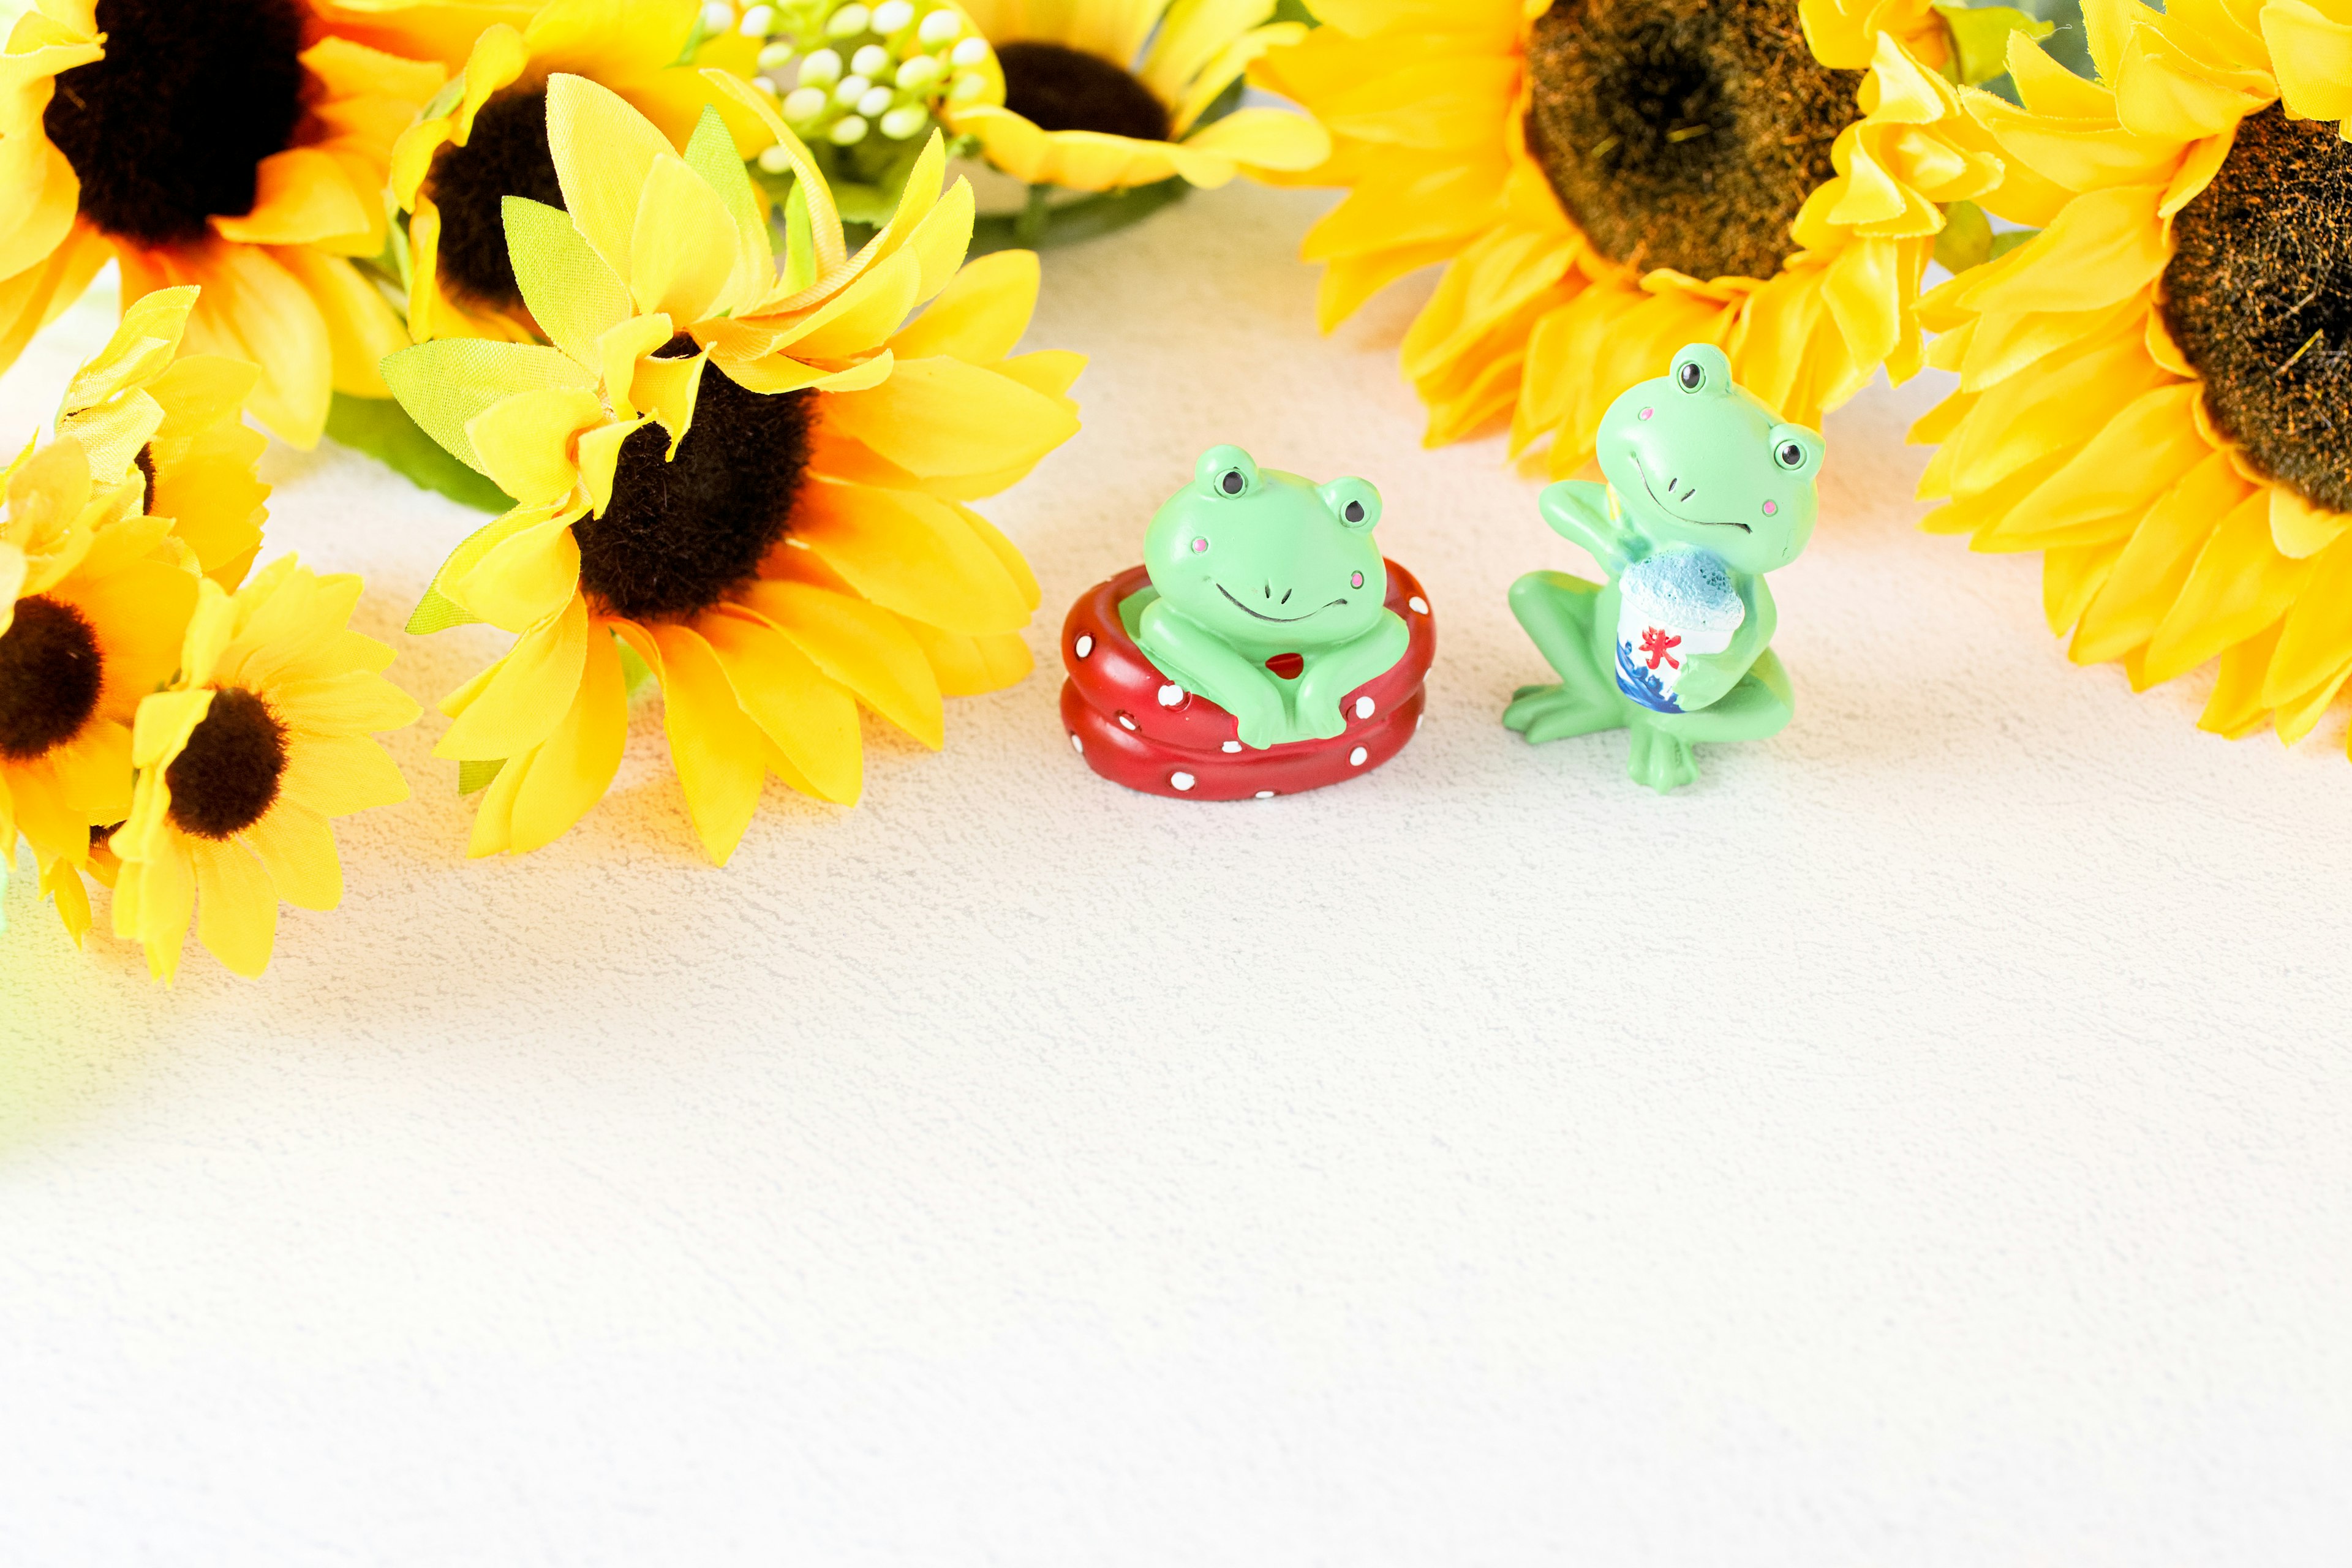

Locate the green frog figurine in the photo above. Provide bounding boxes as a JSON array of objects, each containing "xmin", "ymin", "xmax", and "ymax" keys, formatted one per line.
[
  {"xmin": 1134, "ymin": 445, "xmax": 1408, "ymax": 752},
  {"xmin": 1504, "ymin": 343, "xmax": 1823, "ymax": 793}
]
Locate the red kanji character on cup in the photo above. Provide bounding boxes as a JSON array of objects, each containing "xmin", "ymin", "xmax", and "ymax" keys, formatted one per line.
[{"xmin": 1638, "ymin": 626, "xmax": 1682, "ymax": 670}]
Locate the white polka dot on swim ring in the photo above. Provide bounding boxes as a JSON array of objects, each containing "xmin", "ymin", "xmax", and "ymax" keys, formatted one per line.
[
  {"xmin": 1255, "ymin": 790, "xmax": 1275, "ymax": 799},
  {"xmin": 1069, "ymin": 734, "xmax": 1081, "ymax": 753},
  {"xmin": 1074, "ymin": 633, "xmax": 1093, "ymax": 658},
  {"xmin": 1349, "ymin": 746, "xmax": 1368, "ymax": 766},
  {"xmin": 1354, "ymin": 696, "xmax": 1374, "ymax": 719},
  {"xmin": 1408, "ymin": 596, "xmax": 1429, "ymax": 614},
  {"xmin": 1116, "ymin": 711, "xmax": 1137, "ymax": 731},
  {"xmin": 1221, "ymin": 741, "xmax": 1241, "ymax": 753},
  {"xmin": 1156, "ymin": 683, "xmax": 1183, "ymax": 707},
  {"xmin": 1171, "ymin": 772, "xmax": 1196, "ymax": 791}
]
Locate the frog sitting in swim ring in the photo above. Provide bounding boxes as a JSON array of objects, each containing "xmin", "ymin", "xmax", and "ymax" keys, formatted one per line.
[
  {"xmin": 1136, "ymin": 446, "xmax": 1409, "ymax": 753},
  {"xmin": 1504, "ymin": 343, "xmax": 1823, "ymax": 793}
]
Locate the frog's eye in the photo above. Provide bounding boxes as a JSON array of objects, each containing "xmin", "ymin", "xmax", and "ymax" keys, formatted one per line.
[
  {"xmin": 1766, "ymin": 423, "xmax": 1820, "ymax": 473},
  {"xmin": 1194, "ymin": 444, "xmax": 1258, "ymax": 498},
  {"xmin": 1774, "ymin": 440, "xmax": 1806, "ymax": 470},
  {"xmin": 1219, "ymin": 468, "xmax": 1246, "ymax": 496},
  {"xmin": 1677, "ymin": 360, "xmax": 1705, "ymax": 392}
]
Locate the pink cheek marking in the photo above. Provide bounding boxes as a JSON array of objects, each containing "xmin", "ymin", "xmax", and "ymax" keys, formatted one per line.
[
  {"xmin": 1638, "ymin": 407, "xmax": 1653, "ymax": 420},
  {"xmin": 1350, "ymin": 571, "xmax": 1365, "ymax": 589},
  {"xmin": 1762, "ymin": 500, "xmax": 1777, "ymax": 516},
  {"xmin": 1190, "ymin": 537, "xmax": 1208, "ymax": 553}
]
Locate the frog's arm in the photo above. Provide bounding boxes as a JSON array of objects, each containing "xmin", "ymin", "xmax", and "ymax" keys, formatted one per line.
[
  {"xmin": 1669, "ymin": 577, "xmax": 1777, "ymax": 712},
  {"xmin": 1137, "ymin": 600, "xmax": 1289, "ymax": 749},
  {"xmin": 1538, "ymin": 480, "xmax": 1642, "ymax": 576},
  {"xmin": 1289, "ymin": 609, "xmax": 1411, "ymax": 741}
]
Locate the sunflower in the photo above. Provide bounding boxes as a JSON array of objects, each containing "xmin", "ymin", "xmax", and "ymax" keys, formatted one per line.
[
  {"xmin": 51, "ymin": 284, "xmax": 270, "ymax": 590},
  {"xmin": 0, "ymin": 0, "xmax": 448, "ymax": 447},
  {"xmin": 109, "ymin": 556, "xmax": 418, "ymax": 981},
  {"xmin": 1910, "ymin": 10, "xmax": 2352, "ymax": 755},
  {"xmin": 1, "ymin": 432, "xmax": 197, "ymax": 946},
  {"xmin": 385, "ymin": 0, "xmax": 771, "ymax": 344},
  {"xmin": 383, "ymin": 75, "xmax": 1080, "ymax": 863},
  {"xmin": 1252, "ymin": 0, "xmax": 2039, "ymax": 472},
  {"xmin": 942, "ymin": 0, "xmax": 1329, "ymax": 195}
]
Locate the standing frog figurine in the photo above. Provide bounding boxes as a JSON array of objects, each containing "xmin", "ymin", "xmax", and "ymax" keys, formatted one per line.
[
  {"xmin": 1504, "ymin": 343, "xmax": 1822, "ymax": 793},
  {"xmin": 1136, "ymin": 447, "xmax": 1408, "ymax": 750}
]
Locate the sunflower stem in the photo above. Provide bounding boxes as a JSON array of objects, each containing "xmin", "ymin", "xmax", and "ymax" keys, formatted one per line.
[{"xmin": 1015, "ymin": 183, "xmax": 1051, "ymax": 249}]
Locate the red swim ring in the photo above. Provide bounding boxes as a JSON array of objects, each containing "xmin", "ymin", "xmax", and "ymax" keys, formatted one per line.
[{"xmin": 1060, "ymin": 560, "xmax": 1436, "ymax": 801}]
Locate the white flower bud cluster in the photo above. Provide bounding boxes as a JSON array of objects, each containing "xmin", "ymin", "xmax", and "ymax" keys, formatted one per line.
[{"xmin": 742, "ymin": 0, "xmax": 995, "ymax": 164}]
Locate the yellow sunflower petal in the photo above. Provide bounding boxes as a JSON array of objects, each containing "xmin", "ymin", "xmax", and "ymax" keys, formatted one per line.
[
  {"xmin": 466, "ymin": 385, "xmax": 603, "ymax": 507},
  {"xmin": 271, "ymin": 670, "xmax": 426, "ymax": 738},
  {"xmin": 437, "ymin": 594, "xmax": 590, "ymax": 759},
  {"xmin": 2144, "ymin": 489, "xmax": 2314, "ymax": 685},
  {"xmin": 820, "ymin": 355, "xmax": 1081, "ymax": 483},
  {"xmin": 891, "ymin": 250, "xmax": 1039, "ymax": 361},
  {"xmin": 546, "ymin": 72, "xmax": 682, "ymax": 282},
  {"xmin": 629, "ymin": 619, "xmax": 768, "ymax": 864},
  {"xmin": 738, "ymin": 580, "xmax": 946, "ymax": 748},
  {"xmin": 192, "ymin": 837, "xmax": 279, "ymax": 979},
  {"xmin": 2262, "ymin": 1, "xmax": 2352, "ymax": 126},
  {"xmin": 694, "ymin": 606, "xmax": 864, "ymax": 805},
  {"xmin": 2261, "ymin": 531, "xmax": 2352, "ymax": 708},
  {"xmin": 503, "ymin": 621, "xmax": 627, "ymax": 854},
  {"xmin": 279, "ymin": 731, "xmax": 413, "ymax": 819},
  {"xmin": 243, "ymin": 802, "xmax": 344, "ymax": 913}
]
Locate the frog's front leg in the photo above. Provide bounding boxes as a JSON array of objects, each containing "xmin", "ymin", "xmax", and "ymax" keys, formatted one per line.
[
  {"xmin": 1136, "ymin": 601, "xmax": 1289, "ymax": 750},
  {"xmin": 1289, "ymin": 610, "xmax": 1409, "ymax": 741}
]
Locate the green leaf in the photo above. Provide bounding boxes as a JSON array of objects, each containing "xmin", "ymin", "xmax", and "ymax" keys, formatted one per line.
[
  {"xmin": 970, "ymin": 177, "xmax": 1190, "ymax": 254},
  {"xmin": 378, "ymin": 338, "xmax": 592, "ymax": 477},
  {"xmin": 1272, "ymin": 0, "xmax": 1317, "ymax": 21},
  {"xmin": 325, "ymin": 393, "xmax": 512, "ymax": 514},
  {"xmin": 1934, "ymin": 199, "xmax": 1994, "ymax": 274},
  {"xmin": 458, "ymin": 758, "xmax": 505, "ymax": 796},
  {"xmin": 1931, "ymin": 2, "xmax": 2055, "ymax": 86},
  {"xmin": 617, "ymin": 635, "xmax": 657, "ymax": 698},
  {"xmin": 1988, "ymin": 226, "xmax": 2039, "ymax": 261}
]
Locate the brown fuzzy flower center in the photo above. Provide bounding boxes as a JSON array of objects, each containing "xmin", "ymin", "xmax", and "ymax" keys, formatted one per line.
[
  {"xmin": 0, "ymin": 596, "xmax": 105, "ymax": 762},
  {"xmin": 167, "ymin": 687, "xmax": 288, "ymax": 839},
  {"xmin": 998, "ymin": 42, "xmax": 1170, "ymax": 143},
  {"xmin": 423, "ymin": 87, "xmax": 569, "ymax": 311},
  {"xmin": 42, "ymin": 0, "xmax": 309, "ymax": 249},
  {"xmin": 2160, "ymin": 104, "xmax": 2352, "ymax": 516},
  {"xmin": 1523, "ymin": 0, "xmax": 1860, "ymax": 281},
  {"xmin": 574, "ymin": 341, "xmax": 817, "ymax": 623}
]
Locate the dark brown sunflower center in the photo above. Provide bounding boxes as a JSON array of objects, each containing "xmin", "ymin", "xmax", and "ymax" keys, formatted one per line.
[
  {"xmin": 0, "ymin": 595, "xmax": 105, "ymax": 762},
  {"xmin": 166, "ymin": 686, "xmax": 287, "ymax": 839},
  {"xmin": 1523, "ymin": 0, "xmax": 1860, "ymax": 281},
  {"xmin": 424, "ymin": 87, "xmax": 567, "ymax": 311},
  {"xmin": 998, "ymin": 41, "xmax": 1169, "ymax": 143},
  {"xmin": 42, "ymin": 0, "xmax": 309, "ymax": 249},
  {"xmin": 575, "ymin": 340, "xmax": 816, "ymax": 623},
  {"xmin": 2160, "ymin": 104, "xmax": 2352, "ymax": 516}
]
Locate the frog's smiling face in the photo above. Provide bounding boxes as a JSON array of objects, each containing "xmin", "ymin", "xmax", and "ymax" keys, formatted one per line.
[
  {"xmin": 1144, "ymin": 446, "xmax": 1386, "ymax": 650},
  {"xmin": 1597, "ymin": 344, "xmax": 1822, "ymax": 573}
]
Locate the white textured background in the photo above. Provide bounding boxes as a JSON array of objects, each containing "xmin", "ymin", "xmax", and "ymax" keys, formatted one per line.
[{"xmin": 3, "ymin": 182, "xmax": 2349, "ymax": 1565}]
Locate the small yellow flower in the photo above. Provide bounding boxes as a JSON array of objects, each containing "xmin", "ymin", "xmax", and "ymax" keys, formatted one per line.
[
  {"xmin": 1254, "ymin": 0, "xmax": 2032, "ymax": 472},
  {"xmin": 385, "ymin": 0, "xmax": 772, "ymax": 345},
  {"xmin": 385, "ymin": 75, "xmax": 1082, "ymax": 864},
  {"xmin": 946, "ymin": 0, "xmax": 1328, "ymax": 192},
  {"xmin": 0, "ymin": 431, "xmax": 197, "ymax": 944},
  {"xmin": 0, "ymin": 0, "xmax": 447, "ymax": 446},
  {"xmin": 53, "ymin": 284, "xmax": 270, "ymax": 589},
  {"xmin": 111, "ymin": 556, "xmax": 419, "ymax": 982},
  {"xmin": 1912, "ymin": 1, "xmax": 2352, "ymax": 756}
]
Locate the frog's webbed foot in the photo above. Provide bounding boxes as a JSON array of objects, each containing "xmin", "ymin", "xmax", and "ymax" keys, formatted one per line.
[
  {"xmin": 1626, "ymin": 717, "xmax": 1700, "ymax": 793},
  {"xmin": 1504, "ymin": 682, "xmax": 1624, "ymax": 744}
]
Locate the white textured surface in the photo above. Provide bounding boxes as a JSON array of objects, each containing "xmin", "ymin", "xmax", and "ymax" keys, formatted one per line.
[{"xmin": 4, "ymin": 183, "xmax": 2350, "ymax": 1566}]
